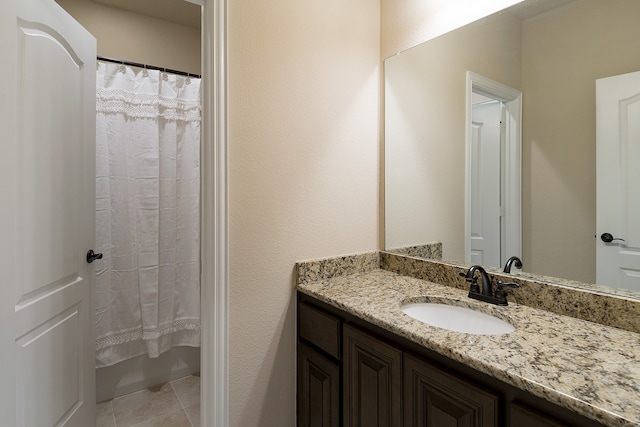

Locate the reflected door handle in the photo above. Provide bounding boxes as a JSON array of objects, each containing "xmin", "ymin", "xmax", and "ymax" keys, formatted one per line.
[
  {"xmin": 600, "ymin": 233, "xmax": 625, "ymax": 243},
  {"xmin": 86, "ymin": 250, "xmax": 103, "ymax": 263}
]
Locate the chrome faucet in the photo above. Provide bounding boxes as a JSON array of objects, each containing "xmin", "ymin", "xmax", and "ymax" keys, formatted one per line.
[
  {"xmin": 503, "ymin": 256, "xmax": 522, "ymax": 273},
  {"xmin": 461, "ymin": 265, "xmax": 519, "ymax": 306}
]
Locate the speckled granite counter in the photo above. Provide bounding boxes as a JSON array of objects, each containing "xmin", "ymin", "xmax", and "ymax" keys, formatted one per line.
[{"xmin": 296, "ymin": 254, "xmax": 640, "ymax": 427}]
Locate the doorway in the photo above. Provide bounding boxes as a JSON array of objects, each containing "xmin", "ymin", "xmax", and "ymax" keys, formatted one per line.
[
  {"xmin": 51, "ymin": 0, "xmax": 228, "ymax": 426},
  {"xmin": 53, "ymin": 0, "xmax": 203, "ymax": 422},
  {"xmin": 465, "ymin": 71, "xmax": 522, "ymax": 269},
  {"xmin": 2, "ymin": 0, "xmax": 227, "ymax": 425}
]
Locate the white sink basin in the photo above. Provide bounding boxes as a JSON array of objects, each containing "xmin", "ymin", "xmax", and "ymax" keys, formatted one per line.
[{"xmin": 401, "ymin": 302, "xmax": 515, "ymax": 335}]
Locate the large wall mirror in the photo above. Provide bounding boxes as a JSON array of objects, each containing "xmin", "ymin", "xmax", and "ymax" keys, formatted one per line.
[{"xmin": 384, "ymin": 0, "xmax": 640, "ymax": 293}]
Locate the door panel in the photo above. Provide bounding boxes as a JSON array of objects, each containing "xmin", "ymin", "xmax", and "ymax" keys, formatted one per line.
[
  {"xmin": 470, "ymin": 101, "xmax": 502, "ymax": 268},
  {"xmin": 18, "ymin": 20, "xmax": 84, "ymax": 301},
  {"xmin": 298, "ymin": 342, "xmax": 340, "ymax": 427},
  {"xmin": 17, "ymin": 307, "xmax": 83, "ymax": 427},
  {"xmin": 1, "ymin": 0, "xmax": 96, "ymax": 425},
  {"xmin": 596, "ymin": 71, "xmax": 640, "ymax": 290},
  {"xmin": 343, "ymin": 324, "xmax": 402, "ymax": 427},
  {"xmin": 404, "ymin": 354, "xmax": 498, "ymax": 427}
]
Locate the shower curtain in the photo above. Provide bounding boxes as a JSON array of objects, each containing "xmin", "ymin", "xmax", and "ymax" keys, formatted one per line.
[{"xmin": 95, "ymin": 61, "xmax": 201, "ymax": 367}]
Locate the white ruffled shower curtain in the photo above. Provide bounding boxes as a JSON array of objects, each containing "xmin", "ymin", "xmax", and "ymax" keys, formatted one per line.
[{"xmin": 95, "ymin": 61, "xmax": 201, "ymax": 367}]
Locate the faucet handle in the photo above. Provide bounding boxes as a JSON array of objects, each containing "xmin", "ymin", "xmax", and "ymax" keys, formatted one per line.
[
  {"xmin": 495, "ymin": 280, "xmax": 519, "ymax": 300},
  {"xmin": 468, "ymin": 276, "xmax": 480, "ymax": 294},
  {"xmin": 460, "ymin": 272, "xmax": 481, "ymax": 293},
  {"xmin": 496, "ymin": 280, "xmax": 519, "ymax": 288}
]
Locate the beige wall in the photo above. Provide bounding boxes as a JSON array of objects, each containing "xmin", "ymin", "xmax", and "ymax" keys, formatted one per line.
[
  {"xmin": 521, "ymin": 0, "xmax": 640, "ymax": 281},
  {"xmin": 228, "ymin": 0, "xmax": 380, "ymax": 425},
  {"xmin": 55, "ymin": 0, "xmax": 200, "ymax": 74}
]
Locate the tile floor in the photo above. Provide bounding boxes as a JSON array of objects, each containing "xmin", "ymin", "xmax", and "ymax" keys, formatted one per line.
[{"xmin": 96, "ymin": 375, "xmax": 200, "ymax": 427}]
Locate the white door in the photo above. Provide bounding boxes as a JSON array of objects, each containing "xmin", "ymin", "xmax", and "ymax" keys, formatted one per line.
[
  {"xmin": 470, "ymin": 100, "xmax": 503, "ymax": 267},
  {"xmin": 596, "ymin": 71, "xmax": 640, "ymax": 290},
  {"xmin": 0, "ymin": 0, "xmax": 97, "ymax": 425}
]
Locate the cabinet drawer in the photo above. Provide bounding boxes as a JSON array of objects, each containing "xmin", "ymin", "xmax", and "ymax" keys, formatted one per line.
[
  {"xmin": 510, "ymin": 402, "xmax": 570, "ymax": 427},
  {"xmin": 299, "ymin": 302, "xmax": 341, "ymax": 359}
]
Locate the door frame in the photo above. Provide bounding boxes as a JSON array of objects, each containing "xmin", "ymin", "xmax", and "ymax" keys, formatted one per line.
[
  {"xmin": 201, "ymin": 1, "xmax": 229, "ymax": 426},
  {"xmin": 465, "ymin": 71, "xmax": 522, "ymax": 266}
]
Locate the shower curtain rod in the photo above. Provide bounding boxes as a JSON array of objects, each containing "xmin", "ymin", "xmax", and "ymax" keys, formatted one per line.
[{"xmin": 97, "ymin": 56, "xmax": 201, "ymax": 78}]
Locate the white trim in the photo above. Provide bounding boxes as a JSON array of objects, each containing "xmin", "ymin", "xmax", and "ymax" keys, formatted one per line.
[
  {"xmin": 200, "ymin": 0, "xmax": 228, "ymax": 426},
  {"xmin": 503, "ymin": 91, "xmax": 522, "ymax": 264},
  {"xmin": 465, "ymin": 71, "xmax": 522, "ymax": 266}
]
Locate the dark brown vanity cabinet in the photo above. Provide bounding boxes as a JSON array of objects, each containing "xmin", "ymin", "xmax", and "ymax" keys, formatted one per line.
[
  {"xmin": 298, "ymin": 302, "xmax": 342, "ymax": 427},
  {"xmin": 343, "ymin": 324, "xmax": 403, "ymax": 427},
  {"xmin": 298, "ymin": 341, "xmax": 341, "ymax": 427},
  {"xmin": 509, "ymin": 403, "xmax": 571, "ymax": 427},
  {"xmin": 297, "ymin": 293, "xmax": 605, "ymax": 427},
  {"xmin": 404, "ymin": 354, "xmax": 498, "ymax": 427}
]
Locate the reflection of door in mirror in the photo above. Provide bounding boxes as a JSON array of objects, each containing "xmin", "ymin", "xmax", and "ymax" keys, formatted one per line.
[
  {"xmin": 470, "ymin": 97, "xmax": 503, "ymax": 267},
  {"xmin": 596, "ymin": 70, "xmax": 640, "ymax": 290},
  {"xmin": 465, "ymin": 72, "xmax": 522, "ymax": 270}
]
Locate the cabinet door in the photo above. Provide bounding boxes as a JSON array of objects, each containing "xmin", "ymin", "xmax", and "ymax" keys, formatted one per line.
[
  {"xmin": 343, "ymin": 324, "xmax": 402, "ymax": 427},
  {"xmin": 510, "ymin": 402, "xmax": 570, "ymax": 427},
  {"xmin": 404, "ymin": 354, "xmax": 498, "ymax": 427},
  {"xmin": 298, "ymin": 342, "xmax": 341, "ymax": 427}
]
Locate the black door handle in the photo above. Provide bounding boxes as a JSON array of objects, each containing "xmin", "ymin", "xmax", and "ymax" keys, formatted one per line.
[
  {"xmin": 86, "ymin": 250, "xmax": 103, "ymax": 263},
  {"xmin": 600, "ymin": 233, "xmax": 625, "ymax": 243}
]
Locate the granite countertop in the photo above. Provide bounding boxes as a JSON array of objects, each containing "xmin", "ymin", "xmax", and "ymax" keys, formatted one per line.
[{"xmin": 297, "ymin": 268, "xmax": 640, "ymax": 427}]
